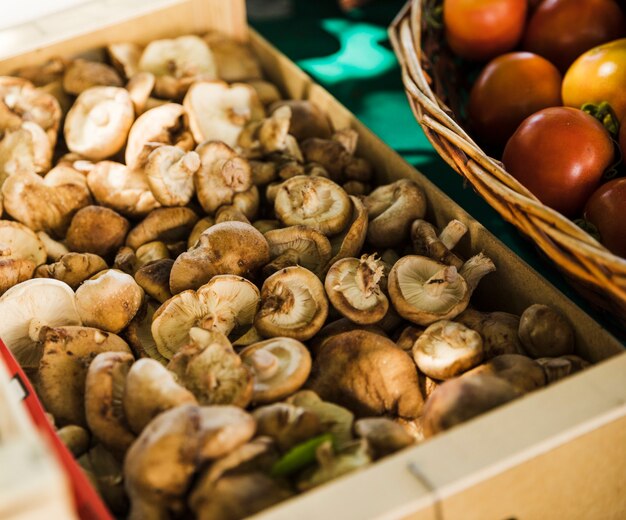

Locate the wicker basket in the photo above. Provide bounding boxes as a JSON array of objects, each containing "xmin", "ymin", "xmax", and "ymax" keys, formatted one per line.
[{"xmin": 389, "ymin": 0, "xmax": 626, "ymax": 326}]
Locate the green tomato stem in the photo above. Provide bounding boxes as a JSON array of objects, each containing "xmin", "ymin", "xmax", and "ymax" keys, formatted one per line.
[
  {"xmin": 270, "ymin": 433, "xmax": 335, "ymax": 478},
  {"xmin": 581, "ymin": 102, "xmax": 620, "ymax": 138},
  {"xmin": 573, "ymin": 218, "xmax": 601, "ymax": 242}
]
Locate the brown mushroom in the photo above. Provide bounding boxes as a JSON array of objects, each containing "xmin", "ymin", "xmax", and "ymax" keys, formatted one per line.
[
  {"xmin": 309, "ymin": 318, "xmax": 387, "ymax": 356},
  {"xmin": 354, "ymin": 417, "xmax": 414, "ymax": 458},
  {"xmin": 144, "ymin": 145, "xmax": 200, "ymax": 206},
  {"xmin": 35, "ymin": 252, "xmax": 108, "ymax": 289},
  {"xmin": 518, "ymin": 304, "xmax": 575, "ymax": 358},
  {"xmin": 308, "ymin": 330, "xmax": 424, "ymax": 419},
  {"xmin": 65, "ymin": 206, "xmax": 129, "ymax": 258},
  {"xmin": 124, "ymin": 299, "xmax": 168, "ymax": 364},
  {"xmin": 63, "ymin": 60, "xmax": 123, "ymax": 95},
  {"xmin": 269, "ymin": 100, "xmax": 332, "ymax": 140},
  {"xmin": 204, "ymin": 31, "xmax": 263, "ymax": 82},
  {"xmin": 264, "ymin": 225, "xmax": 332, "ymax": 278},
  {"xmin": 126, "ymin": 207, "xmax": 198, "ymax": 250},
  {"xmin": 464, "ymin": 354, "xmax": 547, "ymax": 394},
  {"xmin": 456, "ymin": 308, "xmax": 524, "ymax": 358},
  {"xmin": 252, "ymin": 403, "xmax": 322, "ymax": 452}
]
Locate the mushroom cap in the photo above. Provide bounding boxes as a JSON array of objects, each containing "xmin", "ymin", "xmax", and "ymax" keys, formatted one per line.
[
  {"xmin": 13, "ymin": 57, "xmax": 67, "ymax": 87},
  {"xmin": 145, "ymin": 145, "xmax": 200, "ymax": 206},
  {"xmin": 287, "ymin": 390, "xmax": 355, "ymax": 446},
  {"xmin": 0, "ymin": 220, "xmax": 46, "ymax": 266},
  {"xmin": 189, "ymin": 472, "xmax": 293, "ymax": 520},
  {"xmin": 167, "ymin": 328, "xmax": 254, "ymax": 407},
  {"xmin": 184, "ymin": 80, "xmax": 264, "ymax": 147},
  {"xmin": 64, "ymin": 86, "xmax": 134, "ymax": 160},
  {"xmin": 456, "ymin": 309, "xmax": 524, "ymax": 359},
  {"xmin": 388, "ymin": 255, "xmax": 470, "ymax": 326},
  {"xmin": 240, "ymin": 337, "xmax": 312, "ymax": 404},
  {"xmin": 34, "ymin": 252, "xmax": 107, "ymax": 289},
  {"xmin": 75, "ymin": 269, "xmax": 144, "ymax": 333},
  {"xmin": 152, "ymin": 275, "xmax": 260, "ymax": 358},
  {"xmin": 134, "ymin": 258, "xmax": 174, "ymax": 303},
  {"xmin": 84, "ymin": 351, "xmax": 135, "ymax": 456},
  {"xmin": 300, "ymin": 137, "xmax": 352, "ymax": 181},
  {"xmin": 255, "ymin": 266, "xmax": 329, "ymax": 341},
  {"xmin": 354, "ymin": 417, "xmax": 414, "ymax": 458},
  {"xmin": 204, "ymin": 31, "xmax": 263, "ymax": 82},
  {"xmin": 412, "ymin": 320, "xmax": 484, "ymax": 380},
  {"xmin": 37, "ymin": 231, "xmax": 70, "ymax": 262},
  {"xmin": 123, "ymin": 358, "xmax": 197, "ymax": 434},
  {"xmin": 0, "ymin": 121, "xmax": 52, "ymax": 176},
  {"xmin": 324, "ymin": 255, "xmax": 389, "ymax": 325},
  {"xmin": 231, "ymin": 184, "xmax": 260, "ymax": 220},
  {"xmin": 187, "ymin": 216, "xmax": 214, "ymax": 249},
  {"xmin": 63, "ymin": 59, "xmax": 123, "ymax": 95},
  {"xmin": 169, "ymin": 221, "xmax": 268, "ymax": 294},
  {"xmin": 308, "ymin": 317, "xmax": 387, "ymax": 356},
  {"xmin": 0, "ymin": 256, "xmax": 37, "ymax": 296},
  {"xmin": 56, "ymin": 425, "xmax": 91, "ymax": 458},
  {"xmin": 126, "ymin": 71, "xmax": 155, "ymax": 115},
  {"xmin": 308, "ymin": 330, "xmax": 424, "ymax": 419},
  {"xmin": 464, "ymin": 354, "xmax": 547, "ymax": 394},
  {"xmin": 395, "ymin": 325, "xmax": 424, "ymax": 351},
  {"xmin": 324, "ymin": 195, "xmax": 368, "ymax": 272},
  {"xmin": 252, "ymin": 402, "xmax": 322, "ymax": 452},
  {"xmin": 2, "ymin": 168, "xmax": 92, "ymax": 237},
  {"xmin": 87, "ymin": 161, "xmax": 160, "ymax": 218},
  {"xmin": 194, "ymin": 140, "xmax": 252, "ymax": 214},
  {"xmin": 536, "ymin": 355, "xmax": 590, "ymax": 384},
  {"xmin": 65, "ymin": 205, "xmax": 129, "ymax": 258},
  {"xmin": 421, "ymin": 373, "xmax": 520, "ymax": 438},
  {"xmin": 124, "ymin": 404, "xmax": 255, "ymax": 518},
  {"xmin": 246, "ymin": 79, "xmax": 282, "ymax": 106},
  {"xmin": 274, "ymin": 175, "xmax": 352, "ymax": 236},
  {"xmin": 37, "ymin": 325, "xmax": 131, "ymax": 426},
  {"xmin": 364, "ymin": 179, "xmax": 427, "ymax": 248},
  {"xmin": 518, "ymin": 304, "xmax": 575, "ymax": 358},
  {"xmin": 107, "ymin": 42, "xmax": 142, "ymax": 79},
  {"xmin": 268, "ymin": 100, "xmax": 333, "ymax": 140},
  {"xmin": 125, "ymin": 103, "xmax": 188, "ymax": 170},
  {"xmin": 264, "ymin": 225, "xmax": 332, "ymax": 277},
  {"xmin": 0, "ymin": 278, "xmax": 81, "ymax": 368},
  {"xmin": 126, "ymin": 206, "xmax": 198, "ymax": 250},
  {"xmin": 124, "ymin": 298, "xmax": 168, "ymax": 364}
]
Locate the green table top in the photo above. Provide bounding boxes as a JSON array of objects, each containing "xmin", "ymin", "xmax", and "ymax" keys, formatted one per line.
[{"xmin": 250, "ymin": 0, "xmax": 624, "ymax": 340}]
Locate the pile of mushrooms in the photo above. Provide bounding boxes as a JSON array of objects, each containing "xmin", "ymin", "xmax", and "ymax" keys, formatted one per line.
[{"xmin": 0, "ymin": 31, "xmax": 590, "ymax": 520}]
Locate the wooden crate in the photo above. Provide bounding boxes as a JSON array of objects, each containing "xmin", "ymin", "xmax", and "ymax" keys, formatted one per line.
[{"xmin": 0, "ymin": 1, "xmax": 623, "ymax": 518}]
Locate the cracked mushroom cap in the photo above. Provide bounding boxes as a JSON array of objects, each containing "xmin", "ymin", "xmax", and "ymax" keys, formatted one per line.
[
  {"xmin": 240, "ymin": 337, "xmax": 312, "ymax": 404},
  {"xmin": 252, "ymin": 403, "xmax": 322, "ymax": 452},
  {"xmin": 2, "ymin": 167, "xmax": 92, "ymax": 237},
  {"xmin": 167, "ymin": 328, "xmax": 254, "ymax": 407},
  {"xmin": 184, "ymin": 80, "xmax": 264, "ymax": 147},
  {"xmin": 145, "ymin": 145, "xmax": 200, "ymax": 206},
  {"xmin": 124, "ymin": 404, "xmax": 255, "ymax": 520},
  {"xmin": 34, "ymin": 252, "xmax": 107, "ymax": 289},
  {"xmin": 152, "ymin": 275, "xmax": 260, "ymax": 358},
  {"xmin": 0, "ymin": 220, "xmax": 46, "ymax": 293},
  {"xmin": 412, "ymin": 320, "xmax": 484, "ymax": 380},
  {"xmin": 125, "ymin": 103, "xmax": 191, "ymax": 170},
  {"xmin": 255, "ymin": 266, "xmax": 329, "ymax": 341},
  {"xmin": 194, "ymin": 141, "xmax": 252, "ymax": 214},
  {"xmin": 126, "ymin": 207, "xmax": 198, "ymax": 250},
  {"xmin": 269, "ymin": 100, "xmax": 333, "ymax": 140},
  {"xmin": 0, "ymin": 279, "xmax": 81, "ymax": 369},
  {"xmin": 87, "ymin": 161, "xmax": 160, "ymax": 218},
  {"xmin": 84, "ymin": 351, "xmax": 135, "ymax": 456},
  {"xmin": 421, "ymin": 373, "xmax": 520, "ymax": 438},
  {"xmin": 63, "ymin": 59, "xmax": 123, "ymax": 95},
  {"xmin": 37, "ymin": 325, "xmax": 131, "ymax": 426},
  {"xmin": 264, "ymin": 225, "xmax": 332, "ymax": 277},
  {"xmin": 388, "ymin": 256, "xmax": 470, "ymax": 326},
  {"xmin": 274, "ymin": 176, "xmax": 352, "ymax": 236},
  {"xmin": 464, "ymin": 354, "xmax": 547, "ymax": 394},
  {"xmin": 65, "ymin": 206, "xmax": 129, "ymax": 258},
  {"xmin": 324, "ymin": 255, "xmax": 389, "ymax": 325},
  {"xmin": 169, "ymin": 221, "xmax": 268, "ymax": 294},
  {"xmin": 75, "ymin": 269, "xmax": 144, "ymax": 333},
  {"xmin": 0, "ymin": 121, "xmax": 53, "ymax": 176},
  {"xmin": 308, "ymin": 330, "xmax": 424, "ymax": 419},
  {"xmin": 139, "ymin": 35, "xmax": 217, "ymax": 99},
  {"xmin": 364, "ymin": 179, "xmax": 427, "ymax": 248},
  {"xmin": 64, "ymin": 86, "xmax": 134, "ymax": 160},
  {"xmin": 123, "ymin": 358, "xmax": 197, "ymax": 434}
]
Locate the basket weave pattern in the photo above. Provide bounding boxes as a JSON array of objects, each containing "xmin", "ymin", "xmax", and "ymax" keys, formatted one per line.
[{"xmin": 389, "ymin": 0, "xmax": 626, "ymax": 324}]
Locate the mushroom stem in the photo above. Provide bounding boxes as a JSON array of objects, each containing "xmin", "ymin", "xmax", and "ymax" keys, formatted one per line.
[
  {"xmin": 411, "ymin": 220, "xmax": 463, "ymax": 268},
  {"xmin": 248, "ymin": 349, "xmax": 280, "ymax": 381},
  {"xmin": 199, "ymin": 311, "xmax": 237, "ymax": 336},
  {"xmin": 301, "ymin": 189, "xmax": 321, "ymax": 218},
  {"xmin": 28, "ymin": 318, "xmax": 46, "ymax": 342},
  {"xmin": 355, "ymin": 254, "xmax": 384, "ymax": 298},
  {"xmin": 459, "ymin": 253, "xmax": 496, "ymax": 293},
  {"xmin": 263, "ymin": 249, "xmax": 302, "ymax": 278},
  {"xmin": 423, "ymin": 266, "xmax": 459, "ymax": 298},
  {"xmin": 439, "ymin": 219, "xmax": 468, "ymax": 250}
]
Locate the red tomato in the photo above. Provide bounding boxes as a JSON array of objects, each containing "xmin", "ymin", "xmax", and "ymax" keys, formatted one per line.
[
  {"xmin": 468, "ymin": 52, "xmax": 562, "ymax": 146},
  {"xmin": 523, "ymin": 0, "xmax": 626, "ymax": 72},
  {"xmin": 502, "ymin": 107, "xmax": 614, "ymax": 217},
  {"xmin": 443, "ymin": 0, "xmax": 527, "ymax": 61},
  {"xmin": 584, "ymin": 178, "xmax": 626, "ymax": 257}
]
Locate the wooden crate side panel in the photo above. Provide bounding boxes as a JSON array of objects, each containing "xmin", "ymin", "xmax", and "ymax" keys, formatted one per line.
[
  {"xmin": 0, "ymin": 0, "xmax": 247, "ymax": 74},
  {"xmin": 249, "ymin": 29, "xmax": 622, "ymax": 363}
]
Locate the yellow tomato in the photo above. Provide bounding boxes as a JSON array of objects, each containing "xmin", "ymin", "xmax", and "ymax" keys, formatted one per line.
[{"xmin": 562, "ymin": 38, "xmax": 626, "ymax": 121}]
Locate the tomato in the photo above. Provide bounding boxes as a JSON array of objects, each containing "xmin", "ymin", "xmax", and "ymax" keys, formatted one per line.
[
  {"xmin": 562, "ymin": 38, "xmax": 626, "ymax": 122},
  {"xmin": 502, "ymin": 107, "xmax": 614, "ymax": 217},
  {"xmin": 523, "ymin": 0, "xmax": 626, "ymax": 72},
  {"xmin": 443, "ymin": 0, "xmax": 527, "ymax": 61},
  {"xmin": 468, "ymin": 52, "xmax": 562, "ymax": 147},
  {"xmin": 584, "ymin": 178, "xmax": 626, "ymax": 257}
]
